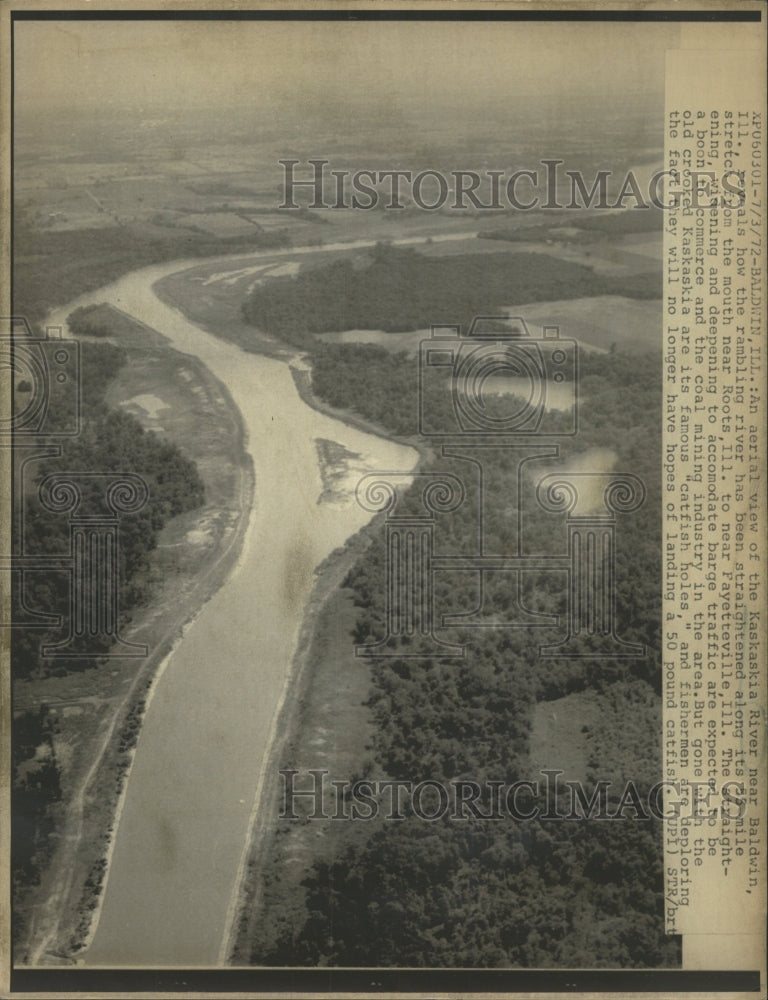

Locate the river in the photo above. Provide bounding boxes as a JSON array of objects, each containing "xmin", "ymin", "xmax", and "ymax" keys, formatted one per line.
[{"xmin": 43, "ymin": 244, "xmax": 420, "ymax": 966}]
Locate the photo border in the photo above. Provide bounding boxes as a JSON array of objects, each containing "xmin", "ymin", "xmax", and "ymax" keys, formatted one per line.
[{"xmin": 1, "ymin": 4, "xmax": 764, "ymax": 998}]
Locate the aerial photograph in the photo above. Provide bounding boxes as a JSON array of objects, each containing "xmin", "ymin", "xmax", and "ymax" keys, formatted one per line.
[{"xmin": 9, "ymin": 15, "xmax": 677, "ymax": 974}]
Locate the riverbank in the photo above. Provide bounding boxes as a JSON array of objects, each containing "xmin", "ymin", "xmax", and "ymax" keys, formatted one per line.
[
  {"xmin": 14, "ymin": 310, "xmax": 254, "ymax": 965},
  {"xmin": 226, "ymin": 366, "xmax": 429, "ymax": 965},
  {"xmin": 138, "ymin": 285, "xmax": 428, "ymax": 964},
  {"xmin": 225, "ymin": 520, "xmax": 383, "ymax": 964},
  {"xmin": 34, "ymin": 253, "xmax": 418, "ymax": 967},
  {"xmin": 288, "ymin": 362, "xmax": 431, "ymax": 460},
  {"xmin": 144, "ymin": 268, "xmax": 431, "ymax": 966},
  {"xmin": 16, "ymin": 234, "xmax": 427, "ymax": 966}
]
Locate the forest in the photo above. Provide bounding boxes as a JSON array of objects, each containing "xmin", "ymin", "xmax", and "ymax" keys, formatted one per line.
[
  {"xmin": 12, "ymin": 340, "xmax": 205, "ymax": 679},
  {"xmin": 250, "ymin": 346, "xmax": 677, "ymax": 968},
  {"xmin": 13, "ymin": 213, "xmax": 291, "ymax": 328},
  {"xmin": 66, "ymin": 304, "xmax": 113, "ymax": 338},
  {"xmin": 12, "ymin": 338, "xmax": 205, "ymax": 906},
  {"xmin": 241, "ymin": 243, "xmax": 659, "ymax": 348},
  {"xmin": 12, "ymin": 706, "xmax": 62, "ymax": 915}
]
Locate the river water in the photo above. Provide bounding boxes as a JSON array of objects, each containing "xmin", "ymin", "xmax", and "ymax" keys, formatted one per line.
[{"xmin": 44, "ymin": 248, "xmax": 419, "ymax": 966}]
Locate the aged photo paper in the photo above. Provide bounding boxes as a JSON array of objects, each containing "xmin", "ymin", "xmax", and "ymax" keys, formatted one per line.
[{"xmin": 0, "ymin": 3, "xmax": 765, "ymax": 998}]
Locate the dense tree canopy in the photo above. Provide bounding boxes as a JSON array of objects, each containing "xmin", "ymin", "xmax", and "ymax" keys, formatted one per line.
[
  {"xmin": 13, "ymin": 341, "xmax": 205, "ymax": 679},
  {"xmin": 242, "ymin": 245, "xmax": 659, "ymax": 347},
  {"xmin": 253, "ymin": 347, "xmax": 674, "ymax": 968}
]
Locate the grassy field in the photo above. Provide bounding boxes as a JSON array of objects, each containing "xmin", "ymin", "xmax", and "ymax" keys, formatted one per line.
[
  {"xmin": 497, "ymin": 296, "xmax": 662, "ymax": 354},
  {"xmin": 528, "ymin": 681, "xmax": 662, "ymax": 789},
  {"xmin": 317, "ymin": 295, "xmax": 662, "ymax": 356},
  {"xmin": 154, "ymin": 256, "xmax": 304, "ymax": 357}
]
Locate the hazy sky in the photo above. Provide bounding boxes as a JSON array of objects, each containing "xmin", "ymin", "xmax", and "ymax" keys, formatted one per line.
[{"xmin": 15, "ymin": 20, "xmax": 674, "ymax": 115}]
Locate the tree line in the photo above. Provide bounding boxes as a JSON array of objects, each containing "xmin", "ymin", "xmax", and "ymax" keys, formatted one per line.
[{"xmin": 241, "ymin": 243, "xmax": 659, "ymax": 349}]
